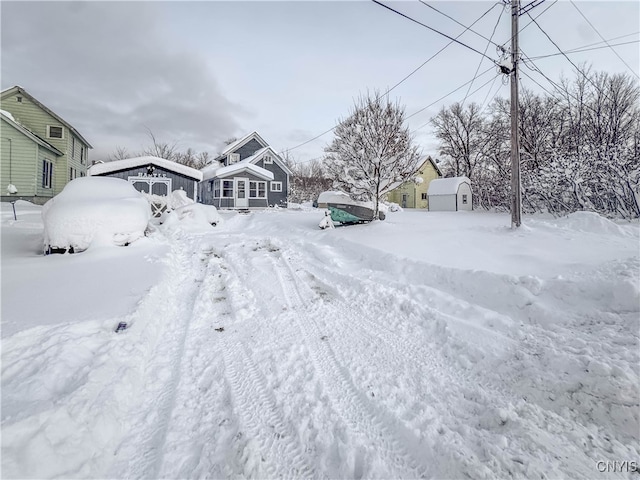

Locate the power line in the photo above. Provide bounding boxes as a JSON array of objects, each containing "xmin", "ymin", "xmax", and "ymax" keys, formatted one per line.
[
  {"xmin": 383, "ymin": 1, "xmax": 501, "ymax": 99},
  {"xmin": 527, "ymin": 40, "xmax": 640, "ymax": 60},
  {"xmin": 569, "ymin": 0, "xmax": 639, "ymax": 79},
  {"xmin": 283, "ymin": 1, "xmax": 501, "ymax": 155},
  {"xmin": 519, "ymin": 49, "xmax": 612, "ymax": 119},
  {"xmin": 371, "ymin": 0, "xmax": 498, "ymax": 64},
  {"xmin": 409, "ymin": 69, "xmax": 501, "ymax": 133},
  {"xmin": 461, "ymin": 3, "xmax": 506, "ymax": 108},
  {"xmin": 418, "ymin": 1, "xmax": 502, "ymax": 49},
  {"xmin": 526, "ymin": 10, "xmax": 619, "ymax": 107}
]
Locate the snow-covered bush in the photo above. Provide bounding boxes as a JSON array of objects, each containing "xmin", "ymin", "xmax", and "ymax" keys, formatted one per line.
[
  {"xmin": 160, "ymin": 203, "xmax": 222, "ymax": 232},
  {"xmin": 42, "ymin": 177, "xmax": 150, "ymax": 254}
]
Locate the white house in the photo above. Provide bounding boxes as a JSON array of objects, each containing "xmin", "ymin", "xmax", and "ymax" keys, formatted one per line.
[{"xmin": 427, "ymin": 176, "xmax": 472, "ymax": 211}]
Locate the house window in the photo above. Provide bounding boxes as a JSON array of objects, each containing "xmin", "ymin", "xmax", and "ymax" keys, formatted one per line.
[
  {"xmin": 263, "ymin": 155, "xmax": 273, "ymax": 164},
  {"xmin": 462, "ymin": 194, "xmax": 468, "ymax": 204},
  {"xmin": 71, "ymin": 138, "xmax": 75, "ymax": 158},
  {"xmin": 222, "ymin": 180, "xmax": 234, "ymax": 198},
  {"xmin": 80, "ymin": 172, "xmax": 85, "ymax": 177},
  {"xmin": 228, "ymin": 153, "xmax": 240, "ymax": 164},
  {"xmin": 47, "ymin": 125, "xmax": 64, "ymax": 139},
  {"xmin": 69, "ymin": 167, "xmax": 76, "ymax": 181},
  {"xmin": 16, "ymin": 96, "xmax": 22, "ymax": 103},
  {"xmin": 213, "ymin": 180, "xmax": 220, "ymax": 197},
  {"xmin": 270, "ymin": 181, "xmax": 282, "ymax": 192},
  {"xmin": 80, "ymin": 146, "xmax": 85, "ymax": 165},
  {"xmin": 249, "ymin": 181, "xmax": 267, "ymax": 198},
  {"xmin": 207, "ymin": 181, "xmax": 212, "ymax": 192},
  {"xmin": 421, "ymin": 193, "xmax": 427, "ymax": 200},
  {"xmin": 42, "ymin": 160, "xmax": 53, "ymax": 188}
]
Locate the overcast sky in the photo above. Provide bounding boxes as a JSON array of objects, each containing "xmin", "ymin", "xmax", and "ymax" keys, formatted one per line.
[{"xmin": 2, "ymin": 1, "xmax": 638, "ymax": 164}]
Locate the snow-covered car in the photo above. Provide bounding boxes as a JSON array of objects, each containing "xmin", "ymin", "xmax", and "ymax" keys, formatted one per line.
[{"xmin": 43, "ymin": 177, "xmax": 151, "ymax": 254}]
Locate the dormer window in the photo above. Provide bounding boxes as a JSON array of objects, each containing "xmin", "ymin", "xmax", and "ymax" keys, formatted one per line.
[
  {"xmin": 228, "ymin": 153, "xmax": 240, "ymax": 164},
  {"xmin": 47, "ymin": 125, "xmax": 64, "ymax": 139},
  {"xmin": 264, "ymin": 155, "xmax": 273, "ymax": 164}
]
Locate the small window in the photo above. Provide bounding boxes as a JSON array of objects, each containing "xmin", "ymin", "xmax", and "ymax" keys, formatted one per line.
[
  {"xmin": 69, "ymin": 167, "xmax": 75, "ymax": 181},
  {"xmin": 42, "ymin": 160, "xmax": 53, "ymax": 188},
  {"xmin": 228, "ymin": 153, "xmax": 240, "ymax": 164},
  {"xmin": 270, "ymin": 181, "xmax": 282, "ymax": 192},
  {"xmin": 462, "ymin": 194, "xmax": 468, "ymax": 204},
  {"xmin": 80, "ymin": 172, "xmax": 85, "ymax": 177},
  {"xmin": 214, "ymin": 180, "xmax": 220, "ymax": 197},
  {"xmin": 207, "ymin": 181, "xmax": 212, "ymax": 192},
  {"xmin": 222, "ymin": 180, "xmax": 234, "ymax": 198},
  {"xmin": 16, "ymin": 96, "xmax": 22, "ymax": 103},
  {"xmin": 263, "ymin": 155, "xmax": 273, "ymax": 164},
  {"xmin": 80, "ymin": 146, "xmax": 85, "ymax": 165},
  {"xmin": 421, "ymin": 193, "xmax": 427, "ymax": 200},
  {"xmin": 47, "ymin": 125, "xmax": 64, "ymax": 139},
  {"xmin": 249, "ymin": 181, "xmax": 267, "ymax": 198},
  {"xmin": 71, "ymin": 138, "xmax": 76, "ymax": 158}
]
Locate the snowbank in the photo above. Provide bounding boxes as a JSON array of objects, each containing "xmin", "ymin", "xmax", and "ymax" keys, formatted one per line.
[
  {"xmin": 42, "ymin": 177, "xmax": 150, "ymax": 253},
  {"xmin": 3, "ymin": 206, "xmax": 638, "ymax": 479}
]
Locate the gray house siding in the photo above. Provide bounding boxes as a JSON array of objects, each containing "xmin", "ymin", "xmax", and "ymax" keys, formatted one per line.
[
  {"xmin": 233, "ymin": 139, "xmax": 265, "ymax": 162},
  {"xmin": 93, "ymin": 165, "xmax": 198, "ymax": 199},
  {"xmin": 256, "ymin": 159, "xmax": 288, "ymax": 207}
]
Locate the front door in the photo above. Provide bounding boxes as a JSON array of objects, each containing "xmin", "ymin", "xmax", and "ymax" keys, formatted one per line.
[
  {"xmin": 235, "ymin": 178, "xmax": 248, "ymax": 208},
  {"xmin": 402, "ymin": 193, "xmax": 408, "ymax": 208}
]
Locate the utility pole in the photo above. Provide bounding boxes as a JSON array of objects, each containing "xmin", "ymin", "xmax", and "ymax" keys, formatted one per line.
[{"xmin": 510, "ymin": 0, "xmax": 522, "ymax": 228}]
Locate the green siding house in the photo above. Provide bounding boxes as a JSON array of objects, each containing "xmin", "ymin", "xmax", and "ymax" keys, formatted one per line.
[{"xmin": 1, "ymin": 86, "xmax": 92, "ymax": 204}]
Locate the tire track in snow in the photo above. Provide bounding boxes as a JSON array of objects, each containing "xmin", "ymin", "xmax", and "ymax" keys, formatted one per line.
[
  {"xmin": 107, "ymin": 239, "xmax": 214, "ymax": 479},
  {"xmin": 269, "ymin": 251, "xmax": 430, "ymax": 479},
  {"xmin": 221, "ymin": 337, "xmax": 316, "ymax": 478},
  {"xmin": 156, "ymin": 250, "xmax": 238, "ymax": 479}
]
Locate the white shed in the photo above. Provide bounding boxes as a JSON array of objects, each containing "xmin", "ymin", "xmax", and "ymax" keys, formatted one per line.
[{"xmin": 427, "ymin": 176, "xmax": 472, "ymax": 211}]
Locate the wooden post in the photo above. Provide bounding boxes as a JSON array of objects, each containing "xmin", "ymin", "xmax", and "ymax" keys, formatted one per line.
[{"xmin": 510, "ymin": 0, "xmax": 522, "ymax": 228}]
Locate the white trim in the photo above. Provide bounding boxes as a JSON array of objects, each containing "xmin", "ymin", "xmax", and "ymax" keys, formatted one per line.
[
  {"xmin": 220, "ymin": 131, "xmax": 269, "ymax": 157},
  {"xmin": 270, "ymin": 181, "xmax": 282, "ymax": 192},
  {"xmin": 249, "ymin": 180, "xmax": 267, "ymax": 199},
  {"xmin": 228, "ymin": 153, "xmax": 240, "ymax": 164},
  {"xmin": 263, "ymin": 155, "xmax": 273, "ymax": 164},
  {"xmin": 128, "ymin": 176, "xmax": 172, "ymax": 196},
  {"xmin": 221, "ymin": 179, "xmax": 234, "ymax": 198},
  {"xmin": 47, "ymin": 125, "xmax": 64, "ymax": 140},
  {"xmin": 89, "ymin": 156, "xmax": 203, "ymax": 181}
]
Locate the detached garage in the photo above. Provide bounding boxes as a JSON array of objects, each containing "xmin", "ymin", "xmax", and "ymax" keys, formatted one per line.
[
  {"xmin": 88, "ymin": 156, "xmax": 203, "ymax": 201},
  {"xmin": 427, "ymin": 176, "xmax": 472, "ymax": 211}
]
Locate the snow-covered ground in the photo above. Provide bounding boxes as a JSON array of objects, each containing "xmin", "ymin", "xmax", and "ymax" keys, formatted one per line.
[{"xmin": 2, "ymin": 200, "xmax": 639, "ymax": 479}]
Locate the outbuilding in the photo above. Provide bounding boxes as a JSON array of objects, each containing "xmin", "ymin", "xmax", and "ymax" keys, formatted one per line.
[
  {"xmin": 427, "ymin": 176, "xmax": 472, "ymax": 211},
  {"xmin": 88, "ymin": 156, "xmax": 203, "ymax": 201}
]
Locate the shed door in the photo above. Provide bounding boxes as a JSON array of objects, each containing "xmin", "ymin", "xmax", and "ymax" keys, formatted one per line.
[{"xmin": 128, "ymin": 176, "xmax": 172, "ymax": 196}]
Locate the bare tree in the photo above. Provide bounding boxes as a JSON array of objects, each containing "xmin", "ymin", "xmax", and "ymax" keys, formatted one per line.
[
  {"xmin": 325, "ymin": 91, "xmax": 420, "ymax": 218},
  {"xmin": 430, "ymin": 102, "xmax": 488, "ymax": 180},
  {"xmin": 107, "ymin": 146, "xmax": 131, "ymax": 162}
]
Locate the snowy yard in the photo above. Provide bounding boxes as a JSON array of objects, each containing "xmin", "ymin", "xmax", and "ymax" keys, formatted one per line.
[{"xmin": 1, "ymin": 201, "xmax": 639, "ymax": 479}]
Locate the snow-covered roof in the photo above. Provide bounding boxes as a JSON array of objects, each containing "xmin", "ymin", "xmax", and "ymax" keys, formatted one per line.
[
  {"xmin": 219, "ymin": 131, "xmax": 268, "ymax": 157},
  {"xmin": 427, "ymin": 176, "xmax": 471, "ymax": 195},
  {"xmin": 0, "ymin": 109, "xmax": 63, "ymax": 156},
  {"xmin": 202, "ymin": 162, "xmax": 274, "ymax": 181},
  {"xmin": 88, "ymin": 156, "xmax": 203, "ymax": 181},
  {"xmin": 1, "ymin": 85, "xmax": 93, "ymax": 148}
]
